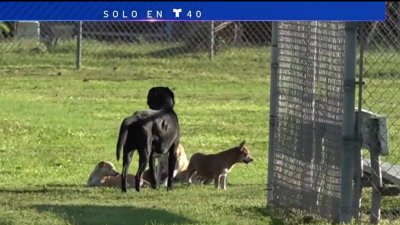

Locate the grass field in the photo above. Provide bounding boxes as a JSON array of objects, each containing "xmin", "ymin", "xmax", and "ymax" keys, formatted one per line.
[
  {"xmin": 1, "ymin": 40, "xmax": 400, "ymax": 225},
  {"xmin": 0, "ymin": 40, "xmax": 280, "ymax": 225}
]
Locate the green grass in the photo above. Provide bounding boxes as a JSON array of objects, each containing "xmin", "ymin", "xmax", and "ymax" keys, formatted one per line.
[
  {"xmin": 1, "ymin": 39, "xmax": 400, "ymax": 224},
  {"xmin": 0, "ymin": 40, "xmax": 277, "ymax": 225}
]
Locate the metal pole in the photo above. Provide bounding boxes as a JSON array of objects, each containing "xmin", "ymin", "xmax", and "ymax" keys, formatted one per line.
[
  {"xmin": 76, "ymin": 21, "xmax": 82, "ymax": 70},
  {"xmin": 210, "ymin": 21, "xmax": 214, "ymax": 61},
  {"xmin": 353, "ymin": 22, "xmax": 366, "ymax": 223},
  {"xmin": 267, "ymin": 22, "xmax": 279, "ymax": 205},
  {"xmin": 369, "ymin": 119, "xmax": 383, "ymax": 224},
  {"xmin": 165, "ymin": 22, "xmax": 173, "ymax": 42},
  {"xmin": 340, "ymin": 22, "xmax": 358, "ymax": 223}
]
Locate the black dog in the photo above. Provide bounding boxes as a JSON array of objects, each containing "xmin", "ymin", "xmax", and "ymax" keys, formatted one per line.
[{"xmin": 116, "ymin": 87, "xmax": 180, "ymax": 192}]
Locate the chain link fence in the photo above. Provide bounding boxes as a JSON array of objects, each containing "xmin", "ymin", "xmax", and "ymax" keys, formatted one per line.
[
  {"xmin": 0, "ymin": 21, "xmax": 271, "ymax": 69},
  {"xmin": 357, "ymin": 2, "xmax": 400, "ymax": 224}
]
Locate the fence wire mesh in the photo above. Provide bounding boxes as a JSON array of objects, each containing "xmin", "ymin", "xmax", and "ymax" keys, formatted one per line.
[
  {"xmin": 269, "ymin": 22, "xmax": 345, "ymax": 222},
  {"xmin": 357, "ymin": 2, "xmax": 400, "ymax": 223},
  {"xmin": 0, "ymin": 21, "xmax": 271, "ymax": 69}
]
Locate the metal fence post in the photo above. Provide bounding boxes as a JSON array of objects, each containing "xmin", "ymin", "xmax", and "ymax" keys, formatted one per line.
[
  {"xmin": 76, "ymin": 21, "xmax": 82, "ymax": 70},
  {"xmin": 340, "ymin": 22, "xmax": 358, "ymax": 223},
  {"xmin": 267, "ymin": 22, "xmax": 278, "ymax": 205},
  {"xmin": 353, "ymin": 22, "xmax": 366, "ymax": 223},
  {"xmin": 210, "ymin": 21, "xmax": 214, "ymax": 61},
  {"xmin": 369, "ymin": 118, "xmax": 383, "ymax": 224},
  {"xmin": 165, "ymin": 22, "xmax": 173, "ymax": 42}
]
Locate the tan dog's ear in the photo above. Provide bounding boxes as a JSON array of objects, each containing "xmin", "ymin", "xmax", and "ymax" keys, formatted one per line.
[
  {"xmin": 175, "ymin": 150, "xmax": 181, "ymax": 158},
  {"xmin": 176, "ymin": 144, "xmax": 184, "ymax": 158}
]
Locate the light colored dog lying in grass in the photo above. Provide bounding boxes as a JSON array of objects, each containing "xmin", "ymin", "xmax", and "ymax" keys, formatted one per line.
[
  {"xmin": 86, "ymin": 160, "xmax": 138, "ymax": 188},
  {"xmin": 87, "ymin": 144, "xmax": 188, "ymax": 188},
  {"xmin": 187, "ymin": 140, "xmax": 253, "ymax": 190}
]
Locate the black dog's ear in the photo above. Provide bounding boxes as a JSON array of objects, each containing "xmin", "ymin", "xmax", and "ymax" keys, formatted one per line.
[
  {"xmin": 239, "ymin": 140, "xmax": 246, "ymax": 150},
  {"xmin": 167, "ymin": 87, "xmax": 175, "ymax": 98},
  {"xmin": 169, "ymin": 88, "xmax": 175, "ymax": 104},
  {"xmin": 97, "ymin": 161, "xmax": 106, "ymax": 167}
]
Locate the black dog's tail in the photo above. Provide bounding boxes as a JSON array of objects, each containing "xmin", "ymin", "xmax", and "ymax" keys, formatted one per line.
[{"xmin": 116, "ymin": 115, "xmax": 138, "ymax": 161}]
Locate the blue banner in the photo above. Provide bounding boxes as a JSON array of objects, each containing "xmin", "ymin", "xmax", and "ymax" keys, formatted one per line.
[{"xmin": 0, "ymin": 1, "xmax": 385, "ymax": 21}]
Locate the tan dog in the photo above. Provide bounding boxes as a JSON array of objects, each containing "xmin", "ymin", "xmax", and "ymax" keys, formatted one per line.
[
  {"xmin": 143, "ymin": 143, "xmax": 189, "ymax": 185},
  {"xmin": 87, "ymin": 161, "xmax": 119, "ymax": 187},
  {"xmin": 187, "ymin": 140, "xmax": 253, "ymax": 190},
  {"xmin": 86, "ymin": 161, "xmax": 139, "ymax": 188},
  {"xmin": 87, "ymin": 144, "xmax": 188, "ymax": 188}
]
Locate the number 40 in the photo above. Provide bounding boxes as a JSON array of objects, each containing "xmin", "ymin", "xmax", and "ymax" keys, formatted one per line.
[{"xmin": 187, "ymin": 10, "xmax": 201, "ymax": 18}]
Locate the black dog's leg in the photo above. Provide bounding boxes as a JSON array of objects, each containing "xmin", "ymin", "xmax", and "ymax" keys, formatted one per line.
[
  {"xmin": 167, "ymin": 143, "xmax": 178, "ymax": 191},
  {"xmin": 148, "ymin": 151, "xmax": 158, "ymax": 189},
  {"xmin": 121, "ymin": 149, "xmax": 133, "ymax": 193},
  {"xmin": 135, "ymin": 150, "xmax": 149, "ymax": 192}
]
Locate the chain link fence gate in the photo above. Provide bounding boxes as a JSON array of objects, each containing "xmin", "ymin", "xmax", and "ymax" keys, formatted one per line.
[
  {"xmin": 267, "ymin": 21, "xmax": 347, "ymax": 222},
  {"xmin": 267, "ymin": 3, "xmax": 400, "ymax": 224},
  {"xmin": 0, "ymin": 21, "xmax": 271, "ymax": 69}
]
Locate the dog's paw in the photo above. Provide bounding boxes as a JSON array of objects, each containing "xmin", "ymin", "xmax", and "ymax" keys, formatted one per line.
[{"xmin": 135, "ymin": 184, "xmax": 141, "ymax": 192}]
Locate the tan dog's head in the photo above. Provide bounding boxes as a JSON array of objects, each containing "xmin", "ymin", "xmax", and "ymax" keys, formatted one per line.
[
  {"xmin": 237, "ymin": 140, "xmax": 253, "ymax": 164},
  {"xmin": 93, "ymin": 161, "xmax": 119, "ymax": 176},
  {"xmin": 87, "ymin": 160, "xmax": 119, "ymax": 187}
]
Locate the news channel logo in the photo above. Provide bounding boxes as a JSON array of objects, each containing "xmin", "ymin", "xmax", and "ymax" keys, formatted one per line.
[{"xmin": 103, "ymin": 8, "xmax": 202, "ymax": 20}]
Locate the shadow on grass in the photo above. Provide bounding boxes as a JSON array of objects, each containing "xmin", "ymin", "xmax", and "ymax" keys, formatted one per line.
[
  {"xmin": 0, "ymin": 185, "xmax": 86, "ymax": 195},
  {"xmin": 34, "ymin": 204, "xmax": 195, "ymax": 225},
  {"xmin": 0, "ymin": 187, "xmax": 57, "ymax": 194},
  {"xmin": 233, "ymin": 205, "xmax": 284, "ymax": 225},
  {"xmin": 0, "ymin": 183, "xmax": 192, "ymax": 196}
]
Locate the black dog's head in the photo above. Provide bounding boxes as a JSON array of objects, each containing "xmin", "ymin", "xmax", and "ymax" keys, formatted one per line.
[{"xmin": 147, "ymin": 86, "xmax": 175, "ymax": 110}]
